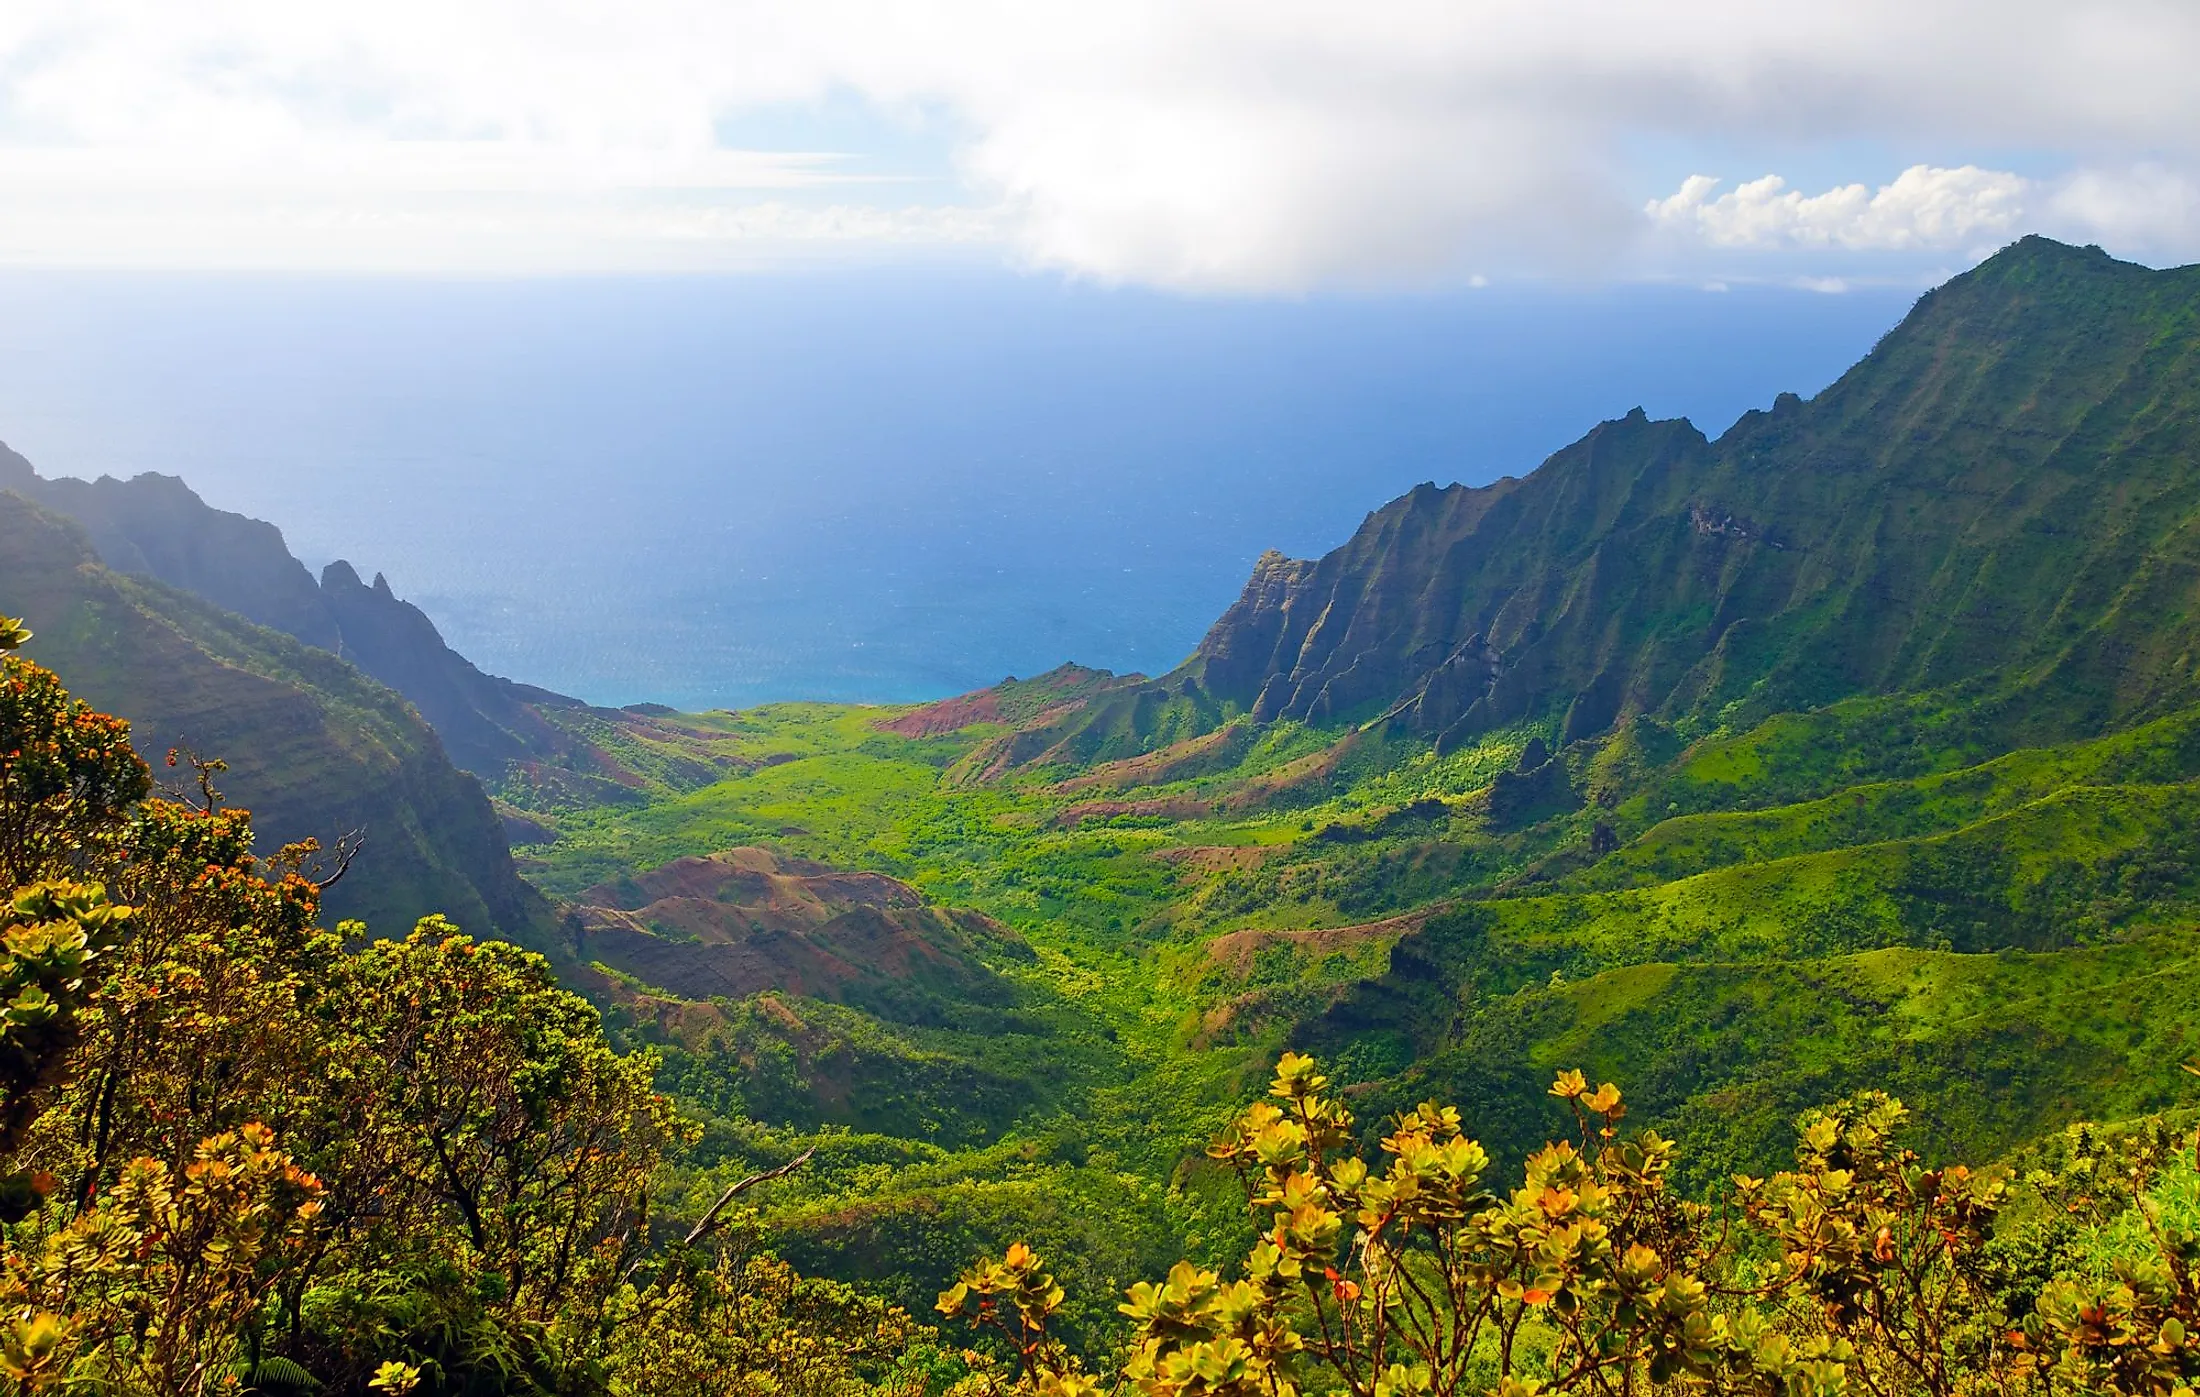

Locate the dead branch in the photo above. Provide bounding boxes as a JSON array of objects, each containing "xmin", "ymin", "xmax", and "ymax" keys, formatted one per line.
[
  {"xmin": 314, "ymin": 828, "xmax": 367, "ymax": 892},
  {"xmin": 618, "ymin": 1146, "xmax": 817, "ymax": 1288},
  {"xmin": 683, "ymin": 1146, "xmax": 816, "ymax": 1248}
]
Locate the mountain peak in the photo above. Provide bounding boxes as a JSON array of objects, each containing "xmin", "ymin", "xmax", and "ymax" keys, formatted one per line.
[
  {"xmin": 1947, "ymin": 234, "xmax": 2160, "ymax": 297},
  {"xmin": 1184, "ymin": 238, "xmax": 2200, "ymax": 748},
  {"xmin": 1984, "ymin": 232, "xmax": 2119, "ymax": 266}
]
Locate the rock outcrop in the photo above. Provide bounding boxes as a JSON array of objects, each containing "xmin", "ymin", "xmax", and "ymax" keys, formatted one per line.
[{"xmin": 568, "ymin": 847, "xmax": 1028, "ymax": 1023}]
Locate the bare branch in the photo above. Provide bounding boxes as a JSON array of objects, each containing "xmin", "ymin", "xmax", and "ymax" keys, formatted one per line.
[
  {"xmin": 157, "ymin": 744, "xmax": 229, "ymax": 812},
  {"xmin": 616, "ymin": 1146, "xmax": 818, "ymax": 1291},
  {"xmin": 314, "ymin": 828, "xmax": 367, "ymax": 892},
  {"xmin": 683, "ymin": 1146, "xmax": 816, "ymax": 1248}
]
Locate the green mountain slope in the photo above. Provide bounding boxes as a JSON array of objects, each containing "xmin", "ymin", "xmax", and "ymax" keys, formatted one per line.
[
  {"xmin": 0, "ymin": 446, "xmax": 616, "ymax": 780},
  {"xmin": 0, "ymin": 491, "xmax": 551, "ymax": 942},
  {"xmin": 1346, "ymin": 924, "xmax": 2200, "ymax": 1194},
  {"xmin": 0, "ymin": 444, "xmax": 765, "ymax": 848},
  {"xmin": 1157, "ymin": 239, "xmax": 2200, "ymax": 751}
]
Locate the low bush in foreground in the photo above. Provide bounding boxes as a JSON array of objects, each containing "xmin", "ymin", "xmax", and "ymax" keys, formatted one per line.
[{"xmin": 946, "ymin": 1055, "xmax": 2200, "ymax": 1397}]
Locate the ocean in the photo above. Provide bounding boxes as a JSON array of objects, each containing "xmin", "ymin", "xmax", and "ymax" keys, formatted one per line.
[{"xmin": 0, "ymin": 267, "xmax": 1913, "ymax": 709}]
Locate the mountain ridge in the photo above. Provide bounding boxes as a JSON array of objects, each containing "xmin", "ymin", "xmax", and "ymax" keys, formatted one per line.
[
  {"xmin": 929, "ymin": 237, "xmax": 2200, "ymax": 770},
  {"xmin": 0, "ymin": 446, "xmax": 596, "ymax": 779},
  {"xmin": 0, "ymin": 490, "xmax": 553, "ymax": 942},
  {"xmin": 848, "ymin": 239, "xmax": 2200, "ymax": 791}
]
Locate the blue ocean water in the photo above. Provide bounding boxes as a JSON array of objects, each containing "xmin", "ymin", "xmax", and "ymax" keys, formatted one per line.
[{"xmin": 0, "ymin": 269, "xmax": 1913, "ymax": 709}]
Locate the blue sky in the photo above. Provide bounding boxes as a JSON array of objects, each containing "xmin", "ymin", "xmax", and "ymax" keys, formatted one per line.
[{"xmin": 0, "ymin": 2, "xmax": 2194, "ymax": 291}]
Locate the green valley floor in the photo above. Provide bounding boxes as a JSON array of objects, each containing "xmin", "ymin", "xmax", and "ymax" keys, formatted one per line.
[{"xmin": 490, "ymin": 679, "xmax": 2200, "ymax": 1344}]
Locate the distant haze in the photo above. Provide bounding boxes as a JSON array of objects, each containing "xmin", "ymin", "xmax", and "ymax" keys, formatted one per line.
[{"xmin": 0, "ymin": 269, "xmax": 1910, "ymax": 708}]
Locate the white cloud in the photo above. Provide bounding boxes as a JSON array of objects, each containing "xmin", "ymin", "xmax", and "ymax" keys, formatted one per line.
[
  {"xmin": 2045, "ymin": 164, "xmax": 2200, "ymax": 251},
  {"xmin": 1646, "ymin": 161, "xmax": 2200, "ymax": 270},
  {"xmin": 1648, "ymin": 166, "xmax": 2030, "ymax": 252},
  {"xmin": 0, "ymin": 192, "xmax": 997, "ymax": 274},
  {"xmin": 0, "ymin": 2, "xmax": 2195, "ymax": 286}
]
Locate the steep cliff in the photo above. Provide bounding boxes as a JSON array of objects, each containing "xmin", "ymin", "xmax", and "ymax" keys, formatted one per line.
[
  {"xmin": 0, "ymin": 492, "xmax": 553, "ymax": 944},
  {"xmin": 1183, "ymin": 237, "xmax": 2200, "ymax": 750},
  {"xmin": 0, "ymin": 448, "xmax": 588, "ymax": 780}
]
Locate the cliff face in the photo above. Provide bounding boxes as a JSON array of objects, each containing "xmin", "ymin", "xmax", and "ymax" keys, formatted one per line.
[
  {"xmin": 1183, "ymin": 415, "xmax": 1708, "ymax": 744},
  {"xmin": 0, "ymin": 448, "xmax": 588, "ymax": 780},
  {"xmin": 1183, "ymin": 237, "xmax": 2200, "ymax": 749},
  {"xmin": 315, "ymin": 560, "xmax": 585, "ymax": 777},
  {"xmin": 0, "ymin": 493, "xmax": 552, "ymax": 945}
]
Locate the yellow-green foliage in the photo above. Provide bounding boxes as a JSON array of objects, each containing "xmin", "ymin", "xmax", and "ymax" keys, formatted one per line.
[
  {"xmin": 0, "ymin": 630, "xmax": 941, "ymax": 1397},
  {"xmin": 492, "ymin": 667, "xmax": 2200, "ymax": 1344},
  {"xmin": 949, "ymin": 1056, "xmax": 2200, "ymax": 1397}
]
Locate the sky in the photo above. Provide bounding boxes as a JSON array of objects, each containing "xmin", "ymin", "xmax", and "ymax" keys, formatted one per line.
[{"xmin": 0, "ymin": 2, "xmax": 2195, "ymax": 291}]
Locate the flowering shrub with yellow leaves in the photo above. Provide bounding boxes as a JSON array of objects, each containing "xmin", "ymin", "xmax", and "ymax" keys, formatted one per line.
[
  {"xmin": 946, "ymin": 1056, "xmax": 1846, "ymax": 1397},
  {"xmin": 946, "ymin": 1054, "xmax": 2200, "ymax": 1397},
  {"xmin": 0, "ymin": 1122, "xmax": 324, "ymax": 1394},
  {"xmin": 610, "ymin": 1247, "xmax": 936, "ymax": 1397}
]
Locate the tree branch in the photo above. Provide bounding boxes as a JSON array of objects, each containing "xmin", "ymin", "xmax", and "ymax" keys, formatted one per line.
[
  {"xmin": 314, "ymin": 828, "xmax": 367, "ymax": 892},
  {"xmin": 683, "ymin": 1147, "xmax": 815, "ymax": 1247}
]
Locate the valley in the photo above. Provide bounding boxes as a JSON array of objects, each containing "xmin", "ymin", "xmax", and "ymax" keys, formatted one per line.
[
  {"xmin": 487, "ymin": 672, "xmax": 2200, "ymax": 1329},
  {"xmin": 465, "ymin": 236, "xmax": 2200, "ymax": 1332}
]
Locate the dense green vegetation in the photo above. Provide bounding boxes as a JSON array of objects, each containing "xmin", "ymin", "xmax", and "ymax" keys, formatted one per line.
[{"xmin": 473, "ymin": 658, "xmax": 2200, "ymax": 1340}]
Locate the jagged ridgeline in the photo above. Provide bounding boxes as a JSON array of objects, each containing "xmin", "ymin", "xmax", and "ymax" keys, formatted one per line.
[
  {"xmin": 997, "ymin": 236, "xmax": 2200, "ymax": 761},
  {"xmin": 0, "ymin": 491, "xmax": 550, "ymax": 941},
  {"xmin": 0, "ymin": 447, "xmax": 762, "ymax": 941}
]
